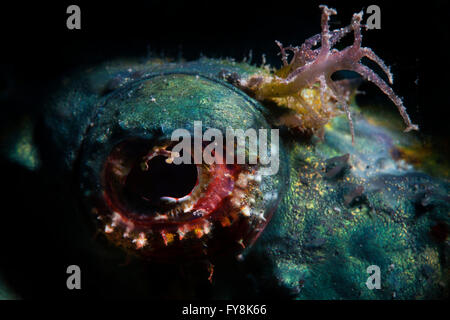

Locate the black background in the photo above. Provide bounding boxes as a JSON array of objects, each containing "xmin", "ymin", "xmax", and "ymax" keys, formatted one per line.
[{"xmin": 0, "ymin": 0, "xmax": 449, "ymax": 300}]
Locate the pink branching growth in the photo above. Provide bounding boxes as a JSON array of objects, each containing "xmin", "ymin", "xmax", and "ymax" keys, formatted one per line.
[{"xmin": 240, "ymin": 5, "xmax": 418, "ymax": 144}]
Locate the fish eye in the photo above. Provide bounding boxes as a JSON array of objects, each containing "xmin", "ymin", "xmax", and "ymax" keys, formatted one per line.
[
  {"xmin": 121, "ymin": 145, "xmax": 199, "ymax": 209},
  {"xmin": 78, "ymin": 72, "xmax": 288, "ymax": 261}
]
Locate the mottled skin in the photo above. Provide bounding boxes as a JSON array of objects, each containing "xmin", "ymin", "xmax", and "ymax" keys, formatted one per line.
[
  {"xmin": 250, "ymin": 112, "xmax": 449, "ymax": 299},
  {"xmin": 1, "ymin": 58, "xmax": 448, "ymax": 299}
]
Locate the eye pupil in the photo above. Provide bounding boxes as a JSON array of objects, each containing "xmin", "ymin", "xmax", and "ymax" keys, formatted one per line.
[{"xmin": 124, "ymin": 155, "xmax": 198, "ymax": 203}]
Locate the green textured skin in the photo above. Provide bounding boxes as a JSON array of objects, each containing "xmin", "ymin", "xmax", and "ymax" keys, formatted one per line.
[
  {"xmin": 1, "ymin": 58, "xmax": 448, "ymax": 299},
  {"xmin": 42, "ymin": 57, "xmax": 264, "ymax": 173},
  {"xmin": 251, "ymin": 112, "xmax": 449, "ymax": 299}
]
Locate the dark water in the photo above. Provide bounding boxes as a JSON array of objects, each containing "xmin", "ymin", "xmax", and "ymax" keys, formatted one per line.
[{"xmin": 0, "ymin": 0, "xmax": 448, "ymax": 301}]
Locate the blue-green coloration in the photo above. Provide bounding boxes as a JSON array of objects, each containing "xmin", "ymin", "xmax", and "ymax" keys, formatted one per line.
[{"xmin": 1, "ymin": 57, "xmax": 448, "ymax": 299}]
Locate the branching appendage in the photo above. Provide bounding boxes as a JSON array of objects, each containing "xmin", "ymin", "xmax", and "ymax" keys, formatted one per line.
[{"xmin": 240, "ymin": 5, "xmax": 419, "ymax": 144}]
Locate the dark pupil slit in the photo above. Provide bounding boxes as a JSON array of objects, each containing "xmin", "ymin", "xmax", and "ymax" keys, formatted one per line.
[{"xmin": 125, "ymin": 155, "xmax": 197, "ymax": 204}]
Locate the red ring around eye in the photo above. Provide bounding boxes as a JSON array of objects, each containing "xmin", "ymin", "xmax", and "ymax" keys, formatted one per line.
[{"xmin": 92, "ymin": 139, "xmax": 273, "ymax": 261}]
